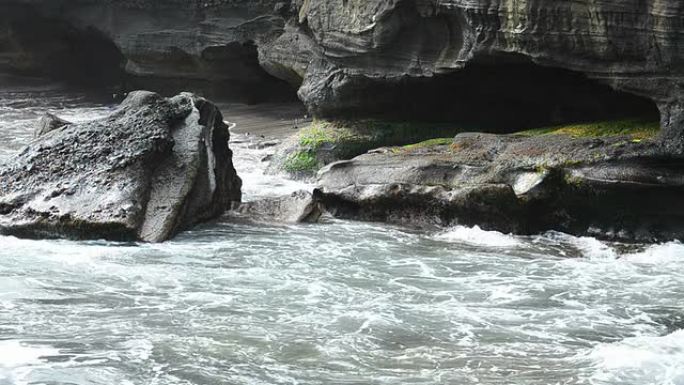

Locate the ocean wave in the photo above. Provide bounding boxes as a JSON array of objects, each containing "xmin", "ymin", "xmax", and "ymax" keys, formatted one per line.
[
  {"xmin": 623, "ymin": 242, "xmax": 684, "ymax": 264},
  {"xmin": 433, "ymin": 225, "xmax": 522, "ymax": 248},
  {"xmin": 587, "ymin": 329, "xmax": 684, "ymax": 385}
]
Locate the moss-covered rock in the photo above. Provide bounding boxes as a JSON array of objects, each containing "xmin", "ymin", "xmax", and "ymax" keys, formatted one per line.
[
  {"xmin": 269, "ymin": 119, "xmax": 470, "ymax": 179},
  {"xmin": 514, "ymin": 119, "xmax": 660, "ymax": 140},
  {"xmin": 316, "ymin": 128, "xmax": 684, "ymax": 243}
]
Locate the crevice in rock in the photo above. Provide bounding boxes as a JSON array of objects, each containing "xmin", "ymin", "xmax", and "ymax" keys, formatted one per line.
[{"xmin": 319, "ymin": 53, "xmax": 661, "ymax": 133}]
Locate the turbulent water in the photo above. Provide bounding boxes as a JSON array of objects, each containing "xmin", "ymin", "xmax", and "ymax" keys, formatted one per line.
[{"xmin": 1, "ymin": 78, "xmax": 684, "ymax": 385}]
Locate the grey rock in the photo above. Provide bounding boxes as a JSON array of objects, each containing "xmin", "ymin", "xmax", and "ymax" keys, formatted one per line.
[
  {"xmin": 233, "ymin": 190, "xmax": 322, "ymax": 224},
  {"xmin": 0, "ymin": 0, "xmax": 295, "ymax": 100},
  {"xmin": 34, "ymin": 113, "xmax": 72, "ymax": 138},
  {"xmin": 260, "ymin": 0, "xmax": 684, "ymax": 139},
  {"xmin": 0, "ymin": 90, "xmax": 242, "ymax": 242},
  {"xmin": 316, "ymin": 134, "xmax": 684, "ymax": 242},
  {"xmin": 4, "ymin": 1, "xmax": 682, "ymax": 137}
]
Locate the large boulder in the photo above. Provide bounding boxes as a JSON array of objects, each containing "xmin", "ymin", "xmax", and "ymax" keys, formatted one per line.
[
  {"xmin": 0, "ymin": 91, "xmax": 242, "ymax": 242},
  {"xmin": 316, "ymin": 133, "xmax": 684, "ymax": 242}
]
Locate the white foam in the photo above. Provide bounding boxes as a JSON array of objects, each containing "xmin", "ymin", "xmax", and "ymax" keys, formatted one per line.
[
  {"xmin": 120, "ymin": 339, "xmax": 154, "ymax": 362},
  {"xmin": 623, "ymin": 242, "xmax": 684, "ymax": 264},
  {"xmin": 542, "ymin": 232, "xmax": 617, "ymax": 260},
  {"xmin": 229, "ymin": 134, "xmax": 313, "ymax": 201},
  {"xmin": 434, "ymin": 225, "xmax": 522, "ymax": 248},
  {"xmin": 0, "ymin": 340, "xmax": 58, "ymax": 368},
  {"xmin": 570, "ymin": 236, "xmax": 617, "ymax": 260},
  {"xmin": 0, "ymin": 235, "xmax": 111, "ymax": 265},
  {"xmin": 588, "ymin": 329, "xmax": 684, "ymax": 384}
]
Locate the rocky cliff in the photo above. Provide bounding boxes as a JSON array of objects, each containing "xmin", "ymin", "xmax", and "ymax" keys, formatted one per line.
[
  {"xmin": 2, "ymin": 1, "xmax": 682, "ymax": 139},
  {"xmin": 0, "ymin": 0, "xmax": 295, "ymax": 101},
  {"xmin": 261, "ymin": 0, "xmax": 683, "ymax": 139}
]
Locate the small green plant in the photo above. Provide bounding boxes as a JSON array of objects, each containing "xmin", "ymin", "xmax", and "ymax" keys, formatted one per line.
[
  {"xmin": 299, "ymin": 122, "xmax": 336, "ymax": 148},
  {"xmin": 283, "ymin": 150, "xmax": 318, "ymax": 173}
]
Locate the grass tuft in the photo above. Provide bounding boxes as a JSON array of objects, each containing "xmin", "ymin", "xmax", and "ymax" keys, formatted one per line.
[{"xmin": 283, "ymin": 150, "xmax": 318, "ymax": 173}]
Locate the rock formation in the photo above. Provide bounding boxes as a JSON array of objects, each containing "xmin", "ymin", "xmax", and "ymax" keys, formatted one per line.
[
  {"xmin": 0, "ymin": 0, "xmax": 296, "ymax": 101},
  {"xmin": 316, "ymin": 132, "xmax": 684, "ymax": 242},
  {"xmin": 1, "ymin": 0, "xmax": 683, "ymax": 241},
  {"xmin": 232, "ymin": 190, "xmax": 323, "ymax": 223},
  {"xmin": 0, "ymin": 91, "xmax": 242, "ymax": 242},
  {"xmin": 2, "ymin": 1, "xmax": 681, "ymax": 138},
  {"xmin": 260, "ymin": 1, "xmax": 683, "ymax": 140}
]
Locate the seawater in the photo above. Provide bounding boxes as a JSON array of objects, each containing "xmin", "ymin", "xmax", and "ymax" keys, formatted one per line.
[{"xmin": 1, "ymin": 77, "xmax": 683, "ymax": 385}]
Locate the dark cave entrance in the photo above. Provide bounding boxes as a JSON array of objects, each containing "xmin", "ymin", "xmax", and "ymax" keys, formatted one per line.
[
  {"xmin": 52, "ymin": 27, "xmax": 126, "ymax": 88},
  {"xmin": 339, "ymin": 55, "xmax": 661, "ymax": 132},
  {"xmin": 1, "ymin": 5, "xmax": 299, "ymax": 103},
  {"xmin": 126, "ymin": 41, "xmax": 300, "ymax": 103},
  {"xmin": 1, "ymin": 5, "xmax": 126, "ymax": 89}
]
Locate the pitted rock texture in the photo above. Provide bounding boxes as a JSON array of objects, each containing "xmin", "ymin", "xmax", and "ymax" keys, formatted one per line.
[{"xmin": 0, "ymin": 91, "xmax": 242, "ymax": 242}]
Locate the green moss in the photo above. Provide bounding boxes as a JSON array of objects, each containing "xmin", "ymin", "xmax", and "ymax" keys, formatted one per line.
[
  {"xmin": 563, "ymin": 172, "xmax": 585, "ymax": 187},
  {"xmin": 535, "ymin": 164, "xmax": 551, "ymax": 174},
  {"xmin": 515, "ymin": 119, "xmax": 660, "ymax": 140},
  {"xmin": 561, "ymin": 159, "xmax": 583, "ymax": 168},
  {"xmin": 401, "ymin": 137, "xmax": 454, "ymax": 150},
  {"xmin": 283, "ymin": 150, "xmax": 319, "ymax": 173},
  {"xmin": 298, "ymin": 121, "xmax": 338, "ymax": 148},
  {"xmin": 282, "ymin": 119, "xmax": 469, "ymax": 174}
]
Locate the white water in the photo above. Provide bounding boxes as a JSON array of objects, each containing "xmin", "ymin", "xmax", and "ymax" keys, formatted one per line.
[{"xmin": 1, "ymin": 78, "xmax": 683, "ymax": 385}]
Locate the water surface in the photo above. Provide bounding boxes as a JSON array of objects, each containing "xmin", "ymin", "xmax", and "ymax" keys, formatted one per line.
[{"xmin": 1, "ymin": 78, "xmax": 683, "ymax": 385}]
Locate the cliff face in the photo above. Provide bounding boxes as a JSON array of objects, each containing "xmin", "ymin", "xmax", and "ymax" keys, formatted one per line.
[
  {"xmin": 260, "ymin": 0, "xmax": 683, "ymax": 138},
  {"xmin": 1, "ymin": 0, "xmax": 683, "ymax": 138},
  {"xmin": 0, "ymin": 0, "xmax": 295, "ymax": 101}
]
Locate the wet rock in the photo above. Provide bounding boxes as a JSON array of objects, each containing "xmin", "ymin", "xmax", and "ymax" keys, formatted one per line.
[
  {"xmin": 317, "ymin": 134, "xmax": 684, "ymax": 243},
  {"xmin": 233, "ymin": 190, "xmax": 322, "ymax": 224},
  {"xmin": 34, "ymin": 113, "xmax": 72, "ymax": 138},
  {"xmin": 0, "ymin": 90, "xmax": 242, "ymax": 242}
]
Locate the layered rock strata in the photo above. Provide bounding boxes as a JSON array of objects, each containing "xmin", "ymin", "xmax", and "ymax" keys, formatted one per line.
[{"xmin": 2, "ymin": 1, "xmax": 681, "ymax": 137}]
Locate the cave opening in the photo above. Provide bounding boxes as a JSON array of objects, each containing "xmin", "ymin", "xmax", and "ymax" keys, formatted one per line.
[
  {"xmin": 336, "ymin": 54, "xmax": 661, "ymax": 133},
  {"xmin": 2, "ymin": 6, "xmax": 126, "ymax": 89},
  {"xmin": 1, "ymin": 5, "xmax": 300, "ymax": 104},
  {"xmin": 127, "ymin": 41, "xmax": 300, "ymax": 103}
]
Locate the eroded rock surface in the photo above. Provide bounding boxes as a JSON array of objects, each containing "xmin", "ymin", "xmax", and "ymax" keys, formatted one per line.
[
  {"xmin": 264, "ymin": 1, "xmax": 683, "ymax": 139},
  {"xmin": 317, "ymin": 134, "xmax": 684, "ymax": 242},
  {"xmin": 3, "ymin": 1, "xmax": 682, "ymax": 138},
  {"xmin": 268, "ymin": 2, "xmax": 680, "ymax": 129},
  {"xmin": 0, "ymin": 91, "xmax": 242, "ymax": 242}
]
